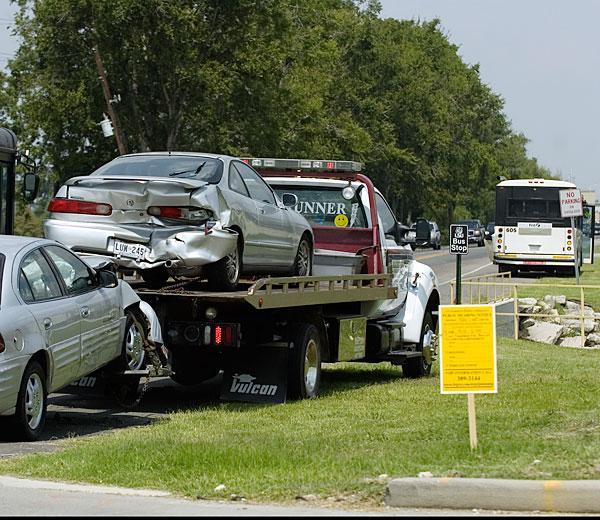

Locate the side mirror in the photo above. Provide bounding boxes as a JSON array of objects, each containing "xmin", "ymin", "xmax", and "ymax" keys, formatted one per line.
[
  {"xmin": 98, "ymin": 269, "xmax": 118, "ymax": 288},
  {"xmin": 23, "ymin": 172, "xmax": 40, "ymax": 202},
  {"xmin": 415, "ymin": 218, "xmax": 430, "ymax": 245},
  {"xmin": 281, "ymin": 193, "xmax": 298, "ymax": 208}
]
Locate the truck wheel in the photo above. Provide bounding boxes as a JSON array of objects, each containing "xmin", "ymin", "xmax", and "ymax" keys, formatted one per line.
[
  {"xmin": 207, "ymin": 242, "xmax": 241, "ymax": 291},
  {"xmin": 293, "ymin": 237, "xmax": 312, "ymax": 276},
  {"xmin": 403, "ymin": 311, "xmax": 435, "ymax": 378},
  {"xmin": 288, "ymin": 323, "xmax": 321, "ymax": 399},
  {"xmin": 170, "ymin": 352, "xmax": 220, "ymax": 386},
  {"xmin": 141, "ymin": 266, "xmax": 169, "ymax": 287},
  {"xmin": 11, "ymin": 361, "xmax": 47, "ymax": 441}
]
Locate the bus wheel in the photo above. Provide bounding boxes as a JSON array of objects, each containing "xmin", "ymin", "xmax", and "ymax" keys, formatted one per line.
[{"xmin": 288, "ymin": 323, "xmax": 321, "ymax": 400}]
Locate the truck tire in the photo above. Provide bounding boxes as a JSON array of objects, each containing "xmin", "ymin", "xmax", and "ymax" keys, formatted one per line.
[
  {"xmin": 403, "ymin": 311, "xmax": 435, "ymax": 378},
  {"xmin": 170, "ymin": 352, "xmax": 220, "ymax": 386},
  {"xmin": 207, "ymin": 241, "xmax": 241, "ymax": 292},
  {"xmin": 10, "ymin": 361, "xmax": 47, "ymax": 441},
  {"xmin": 288, "ymin": 323, "xmax": 321, "ymax": 400}
]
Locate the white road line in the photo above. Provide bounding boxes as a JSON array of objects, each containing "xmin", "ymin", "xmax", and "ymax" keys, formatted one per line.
[{"xmin": 440, "ymin": 262, "xmax": 494, "ymax": 286}]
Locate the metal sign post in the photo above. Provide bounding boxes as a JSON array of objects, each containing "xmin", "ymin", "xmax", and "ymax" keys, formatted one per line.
[
  {"xmin": 559, "ymin": 189, "xmax": 583, "ymax": 284},
  {"xmin": 449, "ymin": 224, "xmax": 469, "ymax": 304}
]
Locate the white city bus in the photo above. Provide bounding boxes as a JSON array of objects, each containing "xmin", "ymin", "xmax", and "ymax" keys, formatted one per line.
[{"xmin": 492, "ymin": 178, "xmax": 582, "ymax": 275}]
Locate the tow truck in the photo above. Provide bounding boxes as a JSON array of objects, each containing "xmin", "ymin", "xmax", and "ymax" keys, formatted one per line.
[{"xmin": 132, "ymin": 158, "xmax": 440, "ymax": 402}]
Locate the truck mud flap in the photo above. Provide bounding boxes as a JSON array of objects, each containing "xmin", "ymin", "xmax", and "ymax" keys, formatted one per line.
[
  {"xmin": 220, "ymin": 344, "xmax": 289, "ymax": 404},
  {"xmin": 61, "ymin": 370, "xmax": 108, "ymax": 397}
]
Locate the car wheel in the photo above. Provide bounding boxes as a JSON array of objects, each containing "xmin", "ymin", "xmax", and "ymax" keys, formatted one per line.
[
  {"xmin": 403, "ymin": 311, "xmax": 435, "ymax": 378},
  {"xmin": 293, "ymin": 237, "xmax": 313, "ymax": 276},
  {"xmin": 11, "ymin": 361, "xmax": 47, "ymax": 441},
  {"xmin": 207, "ymin": 241, "xmax": 241, "ymax": 291},
  {"xmin": 287, "ymin": 323, "xmax": 321, "ymax": 400},
  {"xmin": 141, "ymin": 266, "xmax": 170, "ymax": 287},
  {"xmin": 123, "ymin": 312, "xmax": 146, "ymax": 371}
]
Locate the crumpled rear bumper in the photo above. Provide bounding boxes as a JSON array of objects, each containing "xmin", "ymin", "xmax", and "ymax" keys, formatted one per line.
[{"xmin": 44, "ymin": 218, "xmax": 238, "ymax": 270}]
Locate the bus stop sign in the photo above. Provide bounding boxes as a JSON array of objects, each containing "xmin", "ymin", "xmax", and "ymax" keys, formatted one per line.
[{"xmin": 450, "ymin": 224, "xmax": 469, "ymax": 255}]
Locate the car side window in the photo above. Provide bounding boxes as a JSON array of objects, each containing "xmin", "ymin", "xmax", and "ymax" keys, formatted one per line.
[
  {"xmin": 44, "ymin": 245, "xmax": 96, "ymax": 295},
  {"xmin": 234, "ymin": 162, "xmax": 276, "ymax": 205},
  {"xmin": 19, "ymin": 249, "xmax": 63, "ymax": 302},
  {"xmin": 228, "ymin": 163, "xmax": 250, "ymax": 197},
  {"xmin": 375, "ymin": 193, "xmax": 397, "ymax": 234}
]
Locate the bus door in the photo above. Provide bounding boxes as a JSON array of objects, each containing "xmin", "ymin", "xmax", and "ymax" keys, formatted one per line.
[
  {"xmin": 582, "ymin": 204, "xmax": 595, "ymax": 264},
  {"xmin": 0, "ymin": 128, "xmax": 18, "ymax": 235}
]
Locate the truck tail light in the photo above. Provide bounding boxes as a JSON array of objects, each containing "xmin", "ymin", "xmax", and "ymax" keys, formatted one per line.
[
  {"xmin": 48, "ymin": 198, "xmax": 112, "ymax": 216},
  {"xmin": 0, "ymin": 333, "xmax": 5, "ymax": 353}
]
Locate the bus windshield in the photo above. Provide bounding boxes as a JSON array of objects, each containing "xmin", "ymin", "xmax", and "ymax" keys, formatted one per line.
[{"xmin": 496, "ymin": 186, "xmax": 571, "ymax": 226}]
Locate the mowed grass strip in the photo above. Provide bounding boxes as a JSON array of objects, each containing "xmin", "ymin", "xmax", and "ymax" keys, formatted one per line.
[{"xmin": 1, "ymin": 338, "xmax": 599, "ymax": 504}]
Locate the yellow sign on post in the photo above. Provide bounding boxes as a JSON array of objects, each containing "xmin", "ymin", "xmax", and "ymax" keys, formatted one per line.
[
  {"xmin": 439, "ymin": 304, "xmax": 497, "ymax": 451},
  {"xmin": 439, "ymin": 304, "xmax": 497, "ymax": 394}
]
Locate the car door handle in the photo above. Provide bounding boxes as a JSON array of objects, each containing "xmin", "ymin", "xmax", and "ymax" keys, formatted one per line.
[
  {"xmin": 80, "ymin": 306, "xmax": 90, "ymax": 318},
  {"xmin": 43, "ymin": 318, "xmax": 53, "ymax": 330}
]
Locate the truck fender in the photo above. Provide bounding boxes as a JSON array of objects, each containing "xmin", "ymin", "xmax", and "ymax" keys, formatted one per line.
[{"xmin": 393, "ymin": 261, "xmax": 439, "ymax": 344}]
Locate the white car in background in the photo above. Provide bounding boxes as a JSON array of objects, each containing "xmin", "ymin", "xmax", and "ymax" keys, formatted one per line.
[{"xmin": 0, "ymin": 236, "xmax": 156, "ymax": 441}]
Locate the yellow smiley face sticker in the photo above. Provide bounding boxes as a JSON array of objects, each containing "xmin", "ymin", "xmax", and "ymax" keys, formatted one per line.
[{"xmin": 334, "ymin": 214, "xmax": 349, "ymax": 227}]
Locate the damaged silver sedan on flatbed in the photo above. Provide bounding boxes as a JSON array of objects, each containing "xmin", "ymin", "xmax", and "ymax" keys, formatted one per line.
[{"xmin": 44, "ymin": 153, "xmax": 314, "ymax": 290}]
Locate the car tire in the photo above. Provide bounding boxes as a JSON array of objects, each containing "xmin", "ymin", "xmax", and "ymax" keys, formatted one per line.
[
  {"xmin": 207, "ymin": 240, "xmax": 241, "ymax": 292},
  {"xmin": 287, "ymin": 323, "xmax": 321, "ymax": 400},
  {"xmin": 10, "ymin": 361, "xmax": 47, "ymax": 441},
  {"xmin": 293, "ymin": 237, "xmax": 313, "ymax": 276},
  {"xmin": 478, "ymin": 239, "xmax": 484, "ymax": 247},
  {"xmin": 122, "ymin": 311, "xmax": 146, "ymax": 371},
  {"xmin": 403, "ymin": 311, "xmax": 435, "ymax": 378},
  {"xmin": 141, "ymin": 266, "xmax": 170, "ymax": 287}
]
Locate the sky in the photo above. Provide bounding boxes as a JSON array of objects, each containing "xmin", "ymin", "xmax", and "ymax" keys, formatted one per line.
[{"xmin": 0, "ymin": 0, "xmax": 598, "ymax": 193}]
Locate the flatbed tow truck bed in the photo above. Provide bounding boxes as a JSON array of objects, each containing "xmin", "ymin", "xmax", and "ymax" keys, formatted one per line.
[{"xmin": 132, "ymin": 273, "xmax": 398, "ymax": 309}]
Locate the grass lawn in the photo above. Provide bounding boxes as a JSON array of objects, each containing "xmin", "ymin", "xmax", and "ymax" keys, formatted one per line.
[{"xmin": 1, "ymin": 337, "xmax": 599, "ymax": 506}]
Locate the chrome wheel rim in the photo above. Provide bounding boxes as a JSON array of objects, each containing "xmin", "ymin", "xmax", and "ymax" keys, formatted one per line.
[
  {"xmin": 25, "ymin": 373, "xmax": 44, "ymax": 430},
  {"xmin": 304, "ymin": 338, "xmax": 319, "ymax": 395},
  {"xmin": 126, "ymin": 322, "xmax": 145, "ymax": 370},
  {"xmin": 226, "ymin": 247, "xmax": 240, "ymax": 283},
  {"xmin": 296, "ymin": 241, "xmax": 311, "ymax": 276}
]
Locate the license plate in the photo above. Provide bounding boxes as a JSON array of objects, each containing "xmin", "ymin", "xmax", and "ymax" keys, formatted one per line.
[{"xmin": 113, "ymin": 240, "xmax": 150, "ymax": 259}]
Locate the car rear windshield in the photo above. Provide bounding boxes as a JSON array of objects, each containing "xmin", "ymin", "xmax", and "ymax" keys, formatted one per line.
[
  {"xmin": 91, "ymin": 155, "xmax": 224, "ymax": 183},
  {"xmin": 458, "ymin": 220, "xmax": 480, "ymax": 229},
  {"xmin": 270, "ymin": 185, "xmax": 368, "ymax": 228}
]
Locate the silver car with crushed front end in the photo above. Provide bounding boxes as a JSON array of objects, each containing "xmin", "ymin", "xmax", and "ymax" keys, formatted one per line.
[
  {"xmin": 44, "ymin": 153, "xmax": 314, "ymax": 290},
  {"xmin": 0, "ymin": 236, "xmax": 155, "ymax": 441}
]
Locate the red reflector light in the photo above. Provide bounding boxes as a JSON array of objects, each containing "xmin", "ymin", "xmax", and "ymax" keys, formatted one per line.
[
  {"xmin": 242, "ymin": 159, "xmax": 249, "ymax": 164},
  {"xmin": 48, "ymin": 198, "xmax": 112, "ymax": 216},
  {"xmin": 568, "ymin": 229, "xmax": 572, "ymax": 233},
  {"xmin": 0, "ymin": 333, "xmax": 5, "ymax": 354},
  {"xmin": 148, "ymin": 206, "xmax": 184, "ymax": 219},
  {"xmin": 224, "ymin": 326, "xmax": 233, "ymax": 346},
  {"xmin": 214, "ymin": 325, "xmax": 222, "ymax": 345},
  {"xmin": 326, "ymin": 161, "xmax": 334, "ymax": 169}
]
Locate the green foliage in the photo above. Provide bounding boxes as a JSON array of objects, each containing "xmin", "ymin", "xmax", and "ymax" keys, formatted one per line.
[{"xmin": 1, "ymin": 0, "xmax": 553, "ymax": 227}]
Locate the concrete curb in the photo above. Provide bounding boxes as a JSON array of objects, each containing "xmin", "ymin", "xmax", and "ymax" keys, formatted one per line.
[{"xmin": 385, "ymin": 477, "xmax": 600, "ymax": 513}]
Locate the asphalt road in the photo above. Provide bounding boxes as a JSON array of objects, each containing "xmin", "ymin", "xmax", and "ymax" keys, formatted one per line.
[{"xmin": 413, "ymin": 243, "xmax": 497, "ymax": 303}]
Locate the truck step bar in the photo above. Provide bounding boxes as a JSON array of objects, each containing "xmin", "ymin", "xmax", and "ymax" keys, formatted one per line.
[{"xmin": 380, "ymin": 349, "xmax": 422, "ymax": 365}]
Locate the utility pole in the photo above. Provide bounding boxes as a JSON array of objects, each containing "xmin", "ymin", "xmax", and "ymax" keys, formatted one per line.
[{"xmin": 92, "ymin": 41, "xmax": 127, "ymax": 155}]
